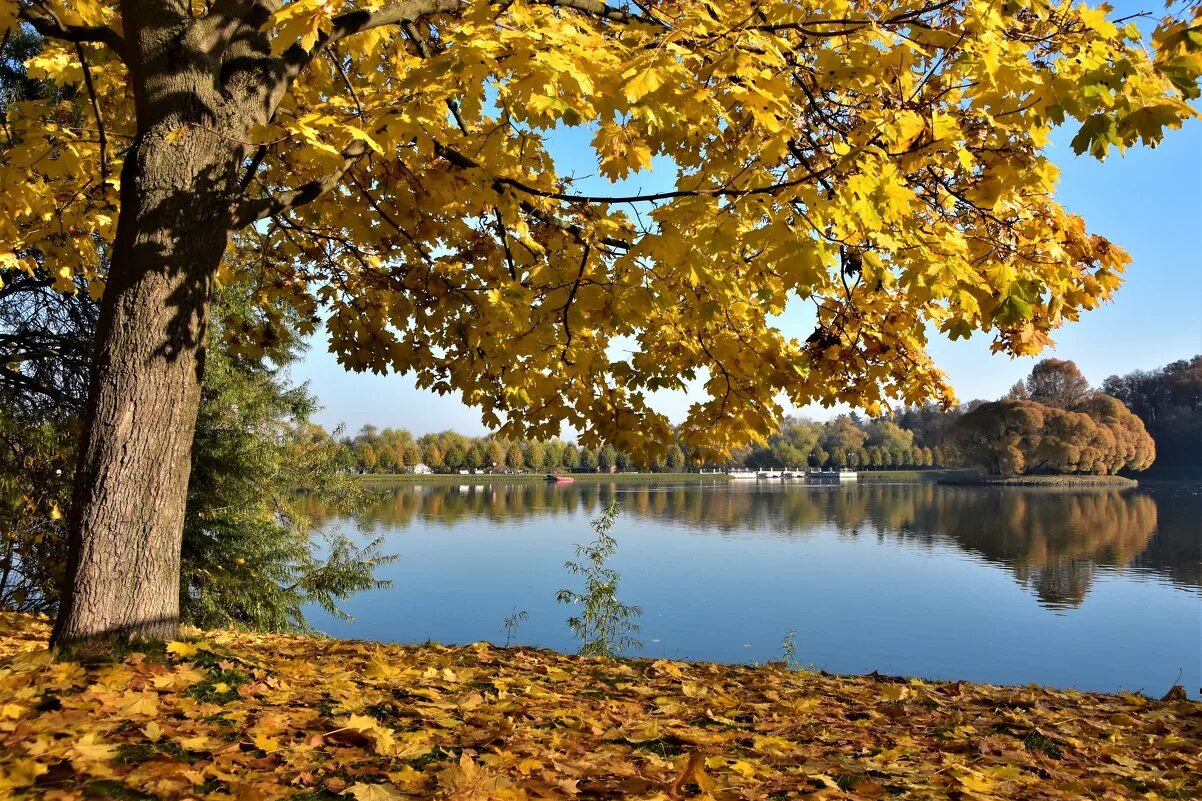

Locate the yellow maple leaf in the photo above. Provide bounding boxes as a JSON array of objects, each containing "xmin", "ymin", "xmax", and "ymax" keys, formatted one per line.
[
  {"xmin": 70, "ymin": 733, "xmax": 117, "ymax": 763},
  {"xmin": 166, "ymin": 641, "xmax": 201, "ymax": 658},
  {"xmin": 624, "ymin": 67, "xmax": 665, "ymax": 103},
  {"xmin": 344, "ymin": 782, "xmax": 407, "ymax": 801}
]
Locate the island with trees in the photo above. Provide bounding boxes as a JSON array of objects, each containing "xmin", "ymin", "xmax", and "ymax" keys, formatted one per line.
[{"xmin": 947, "ymin": 359, "xmax": 1156, "ymax": 485}]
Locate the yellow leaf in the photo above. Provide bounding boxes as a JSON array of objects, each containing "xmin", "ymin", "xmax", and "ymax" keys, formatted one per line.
[
  {"xmin": 957, "ymin": 770, "xmax": 995, "ymax": 794},
  {"xmin": 344, "ymin": 782, "xmax": 407, "ymax": 801},
  {"xmin": 70, "ymin": 733, "xmax": 117, "ymax": 763},
  {"xmin": 253, "ymin": 734, "xmax": 281, "ymax": 753},
  {"xmin": 118, "ymin": 692, "xmax": 158, "ymax": 717},
  {"xmin": 624, "ymin": 67, "xmax": 664, "ymax": 103},
  {"xmin": 166, "ymin": 641, "xmax": 201, "ymax": 658}
]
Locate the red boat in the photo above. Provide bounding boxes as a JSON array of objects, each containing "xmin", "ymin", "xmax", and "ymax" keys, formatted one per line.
[{"xmin": 545, "ymin": 474, "xmax": 576, "ymax": 483}]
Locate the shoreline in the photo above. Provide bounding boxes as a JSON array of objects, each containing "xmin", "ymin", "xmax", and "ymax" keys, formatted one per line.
[
  {"xmin": 1, "ymin": 613, "xmax": 1196, "ymax": 800},
  {"xmin": 356, "ymin": 468, "xmax": 945, "ymax": 485},
  {"xmin": 937, "ymin": 473, "xmax": 1139, "ymax": 488}
]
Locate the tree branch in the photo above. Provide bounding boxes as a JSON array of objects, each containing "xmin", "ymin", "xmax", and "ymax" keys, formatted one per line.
[
  {"xmin": 18, "ymin": 7, "xmax": 127, "ymax": 59},
  {"xmin": 235, "ymin": 140, "xmax": 368, "ymax": 226},
  {"xmin": 436, "ymin": 141, "xmax": 830, "ymax": 205},
  {"xmin": 278, "ymin": 0, "xmax": 464, "ymax": 82},
  {"xmin": 561, "ymin": 243, "xmax": 589, "ymax": 365},
  {"xmin": 74, "ymin": 42, "xmax": 108, "ymax": 183},
  {"xmin": 277, "ymin": 0, "xmax": 664, "ymax": 91}
]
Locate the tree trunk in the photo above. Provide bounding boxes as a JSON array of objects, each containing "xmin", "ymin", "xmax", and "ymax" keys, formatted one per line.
[{"xmin": 51, "ymin": 125, "xmax": 242, "ymax": 650}]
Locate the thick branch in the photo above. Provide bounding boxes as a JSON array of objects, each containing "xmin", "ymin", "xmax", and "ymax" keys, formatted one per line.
[
  {"xmin": 235, "ymin": 140, "xmax": 368, "ymax": 226},
  {"xmin": 527, "ymin": 0, "xmax": 663, "ymax": 26},
  {"xmin": 18, "ymin": 8, "xmax": 126, "ymax": 58},
  {"xmin": 278, "ymin": 0, "xmax": 663, "ymax": 91},
  {"xmin": 279, "ymin": 0, "xmax": 464, "ymax": 81}
]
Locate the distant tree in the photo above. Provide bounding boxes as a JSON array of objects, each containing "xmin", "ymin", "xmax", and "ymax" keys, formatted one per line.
[
  {"xmin": 954, "ymin": 401, "xmax": 1047, "ymax": 476},
  {"xmin": 500, "ymin": 445, "xmax": 521, "ymax": 471},
  {"xmin": 544, "ymin": 440, "xmax": 566, "ymax": 471},
  {"xmin": 865, "ymin": 419, "xmax": 914, "ymax": 454},
  {"xmin": 666, "ymin": 445, "xmax": 686, "ymax": 472},
  {"xmin": 821, "ymin": 416, "xmax": 869, "ymax": 463},
  {"xmin": 403, "ymin": 444, "xmax": 423, "ymax": 470},
  {"xmin": 1104, "ymin": 356, "xmax": 1202, "ymax": 468},
  {"xmin": 1025, "ymin": 358, "xmax": 1094, "ymax": 410},
  {"xmin": 578, "ymin": 447, "xmax": 600, "ymax": 471},
  {"xmin": 599, "ymin": 444, "xmax": 619, "ymax": 472},
  {"xmin": 614, "ymin": 449, "xmax": 633, "ymax": 472},
  {"xmin": 562, "ymin": 445, "xmax": 579, "ymax": 471},
  {"xmin": 359, "ymin": 444, "xmax": 379, "ymax": 474},
  {"xmin": 487, "ymin": 441, "xmax": 507, "ymax": 471},
  {"xmin": 1003, "ymin": 381, "xmax": 1030, "ymax": 401},
  {"xmin": 424, "ymin": 444, "xmax": 445, "ymax": 472},
  {"xmin": 444, "ymin": 442, "xmax": 467, "ymax": 471},
  {"xmin": 765, "ymin": 417, "xmax": 823, "ymax": 466},
  {"xmin": 524, "ymin": 440, "xmax": 547, "ymax": 472},
  {"xmin": 464, "ymin": 443, "xmax": 484, "ymax": 470},
  {"xmin": 1078, "ymin": 395, "xmax": 1156, "ymax": 473},
  {"xmin": 376, "ymin": 445, "xmax": 398, "ymax": 472}
]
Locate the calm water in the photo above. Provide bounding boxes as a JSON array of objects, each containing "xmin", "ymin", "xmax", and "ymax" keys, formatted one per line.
[{"xmin": 306, "ymin": 478, "xmax": 1201, "ymax": 696}]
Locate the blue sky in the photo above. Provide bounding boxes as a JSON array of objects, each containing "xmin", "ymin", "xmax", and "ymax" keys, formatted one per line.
[{"xmin": 294, "ymin": 75, "xmax": 1202, "ymax": 438}]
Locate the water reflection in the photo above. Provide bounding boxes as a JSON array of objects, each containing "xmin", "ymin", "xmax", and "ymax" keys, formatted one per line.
[{"xmin": 310, "ymin": 480, "xmax": 1197, "ymax": 611}]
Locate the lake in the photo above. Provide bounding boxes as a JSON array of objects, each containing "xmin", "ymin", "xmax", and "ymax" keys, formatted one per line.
[{"xmin": 306, "ymin": 477, "xmax": 1201, "ymax": 696}]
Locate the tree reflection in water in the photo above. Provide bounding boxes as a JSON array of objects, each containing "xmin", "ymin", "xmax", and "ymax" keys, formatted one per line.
[{"xmin": 305, "ymin": 480, "xmax": 1196, "ymax": 610}]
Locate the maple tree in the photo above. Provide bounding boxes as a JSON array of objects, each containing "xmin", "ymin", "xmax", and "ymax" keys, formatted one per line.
[{"xmin": 1, "ymin": 0, "xmax": 1200, "ymax": 646}]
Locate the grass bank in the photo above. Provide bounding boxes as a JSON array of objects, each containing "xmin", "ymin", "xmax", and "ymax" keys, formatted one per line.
[
  {"xmin": 937, "ymin": 473, "xmax": 1139, "ymax": 488},
  {"xmin": 2, "ymin": 613, "xmax": 1197, "ymax": 800}
]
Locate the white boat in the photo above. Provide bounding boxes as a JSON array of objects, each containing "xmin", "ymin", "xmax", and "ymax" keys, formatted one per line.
[{"xmin": 727, "ymin": 471, "xmax": 757, "ymax": 479}]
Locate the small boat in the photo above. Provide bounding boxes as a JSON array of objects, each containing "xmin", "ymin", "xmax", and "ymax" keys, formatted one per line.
[
  {"xmin": 727, "ymin": 471, "xmax": 757, "ymax": 479},
  {"xmin": 545, "ymin": 474, "xmax": 576, "ymax": 483}
]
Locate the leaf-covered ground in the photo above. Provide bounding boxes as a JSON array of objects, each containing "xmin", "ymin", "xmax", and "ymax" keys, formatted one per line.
[{"xmin": 1, "ymin": 613, "xmax": 1198, "ymax": 800}]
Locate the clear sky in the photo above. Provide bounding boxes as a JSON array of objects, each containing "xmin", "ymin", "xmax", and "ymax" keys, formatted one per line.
[{"xmin": 292, "ymin": 77, "xmax": 1202, "ymax": 438}]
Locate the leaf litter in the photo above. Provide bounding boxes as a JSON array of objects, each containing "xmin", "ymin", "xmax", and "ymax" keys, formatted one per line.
[{"xmin": 1, "ymin": 613, "xmax": 1198, "ymax": 800}]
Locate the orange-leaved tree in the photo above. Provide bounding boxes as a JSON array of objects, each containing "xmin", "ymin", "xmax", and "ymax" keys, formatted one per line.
[{"xmin": 1, "ymin": 0, "xmax": 1199, "ymax": 646}]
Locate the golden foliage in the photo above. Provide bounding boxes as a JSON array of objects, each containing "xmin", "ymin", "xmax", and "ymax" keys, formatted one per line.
[
  {"xmin": 953, "ymin": 396, "xmax": 1155, "ymax": 476},
  {"xmin": 2, "ymin": 0, "xmax": 1201, "ymax": 458},
  {"xmin": 1, "ymin": 612, "xmax": 1200, "ymax": 799}
]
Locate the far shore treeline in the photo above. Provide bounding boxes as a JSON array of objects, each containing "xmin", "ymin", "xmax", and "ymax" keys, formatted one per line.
[
  {"xmin": 1, "ymin": 252, "xmax": 1197, "ymax": 630},
  {"xmin": 343, "ymin": 357, "xmax": 1199, "ymax": 477}
]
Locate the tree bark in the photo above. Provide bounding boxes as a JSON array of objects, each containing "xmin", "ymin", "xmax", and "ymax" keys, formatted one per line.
[
  {"xmin": 50, "ymin": 134, "xmax": 238, "ymax": 648},
  {"xmin": 50, "ymin": 9, "xmax": 252, "ymax": 647}
]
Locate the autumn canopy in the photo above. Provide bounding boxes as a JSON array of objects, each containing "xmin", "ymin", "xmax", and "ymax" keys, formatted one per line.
[{"xmin": 0, "ymin": 0, "xmax": 1199, "ymax": 643}]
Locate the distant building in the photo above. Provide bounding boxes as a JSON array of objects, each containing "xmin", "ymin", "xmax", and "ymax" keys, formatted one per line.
[{"xmin": 411, "ymin": 463, "xmax": 433, "ymax": 474}]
